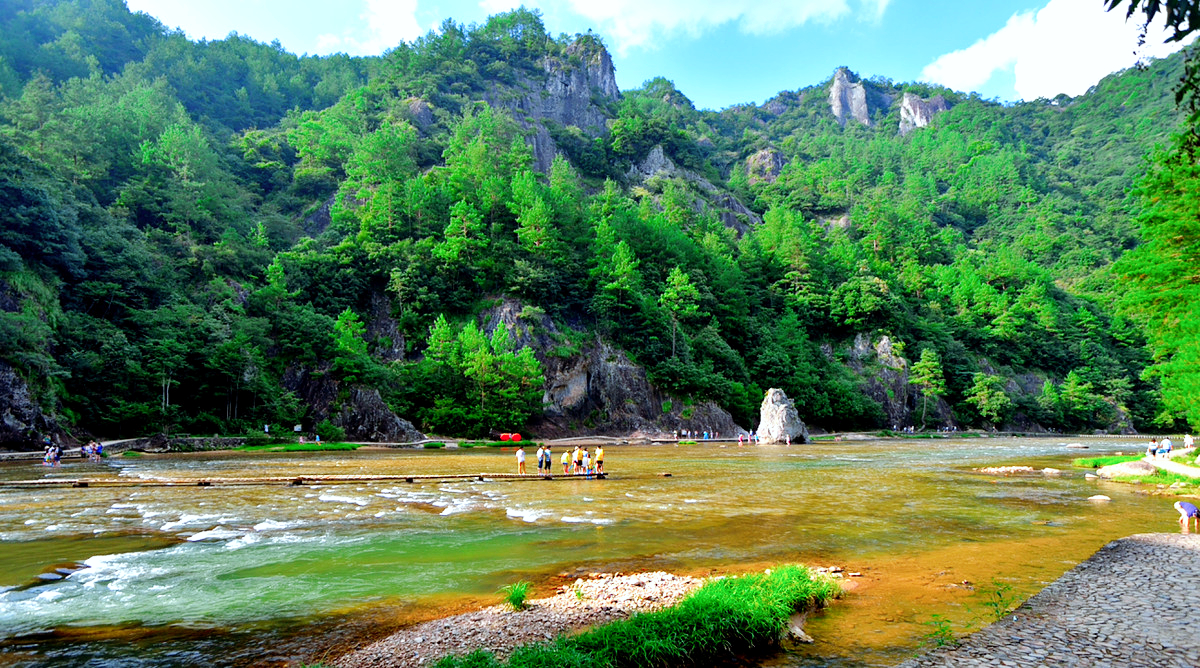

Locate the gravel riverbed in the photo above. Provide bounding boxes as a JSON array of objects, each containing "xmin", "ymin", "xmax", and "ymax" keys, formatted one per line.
[
  {"xmin": 333, "ymin": 571, "xmax": 704, "ymax": 668},
  {"xmin": 901, "ymin": 533, "xmax": 1200, "ymax": 667}
]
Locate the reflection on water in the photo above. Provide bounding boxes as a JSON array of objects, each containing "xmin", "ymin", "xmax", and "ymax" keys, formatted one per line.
[{"xmin": 0, "ymin": 438, "xmax": 1170, "ymax": 666}]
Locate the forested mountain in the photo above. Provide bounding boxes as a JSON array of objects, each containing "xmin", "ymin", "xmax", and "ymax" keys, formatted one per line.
[{"xmin": 0, "ymin": 0, "xmax": 1187, "ymax": 446}]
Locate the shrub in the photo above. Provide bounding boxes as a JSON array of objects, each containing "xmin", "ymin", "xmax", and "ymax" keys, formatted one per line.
[{"xmin": 499, "ymin": 581, "xmax": 532, "ymax": 611}]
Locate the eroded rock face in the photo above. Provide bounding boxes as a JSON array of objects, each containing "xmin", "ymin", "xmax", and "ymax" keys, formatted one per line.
[
  {"xmin": 625, "ymin": 145, "xmax": 762, "ymax": 235},
  {"xmin": 757, "ymin": 388, "xmax": 809, "ymax": 444},
  {"xmin": 746, "ymin": 148, "xmax": 785, "ymax": 185},
  {"xmin": 478, "ymin": 298, "xmax": 745, "ymax": 438},
  {"xmin": 486, "ymin": 38, "xmax": 619, "ymax": 173},
  {"xmin": 898, "ymin": 92, "xmax": 950, "ymax": 136},
  {"xmin": 828, "ymin": 68, "xmax": 893, "ymax": 128},
  {"xmin": 0, "ymin": 361, "xmax": 58, "ymax": 449},
  {"xmin": 281, "ymin": 364, "xmax": 424, "ymax": 443},
  {"xmin": 335, "ymin": 388, "xmax": 425, "ymax": 443}
]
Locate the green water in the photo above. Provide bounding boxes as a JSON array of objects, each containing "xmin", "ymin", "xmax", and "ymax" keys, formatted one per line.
[{"xmin": 0, "ymin": 438, "xmax": 1173, "ymax": 666}]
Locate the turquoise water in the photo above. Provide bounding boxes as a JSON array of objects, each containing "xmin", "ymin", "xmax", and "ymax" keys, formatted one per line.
[{"xmin": 0, "ymin": 438, "xmax": 1170, "ymax": 666}]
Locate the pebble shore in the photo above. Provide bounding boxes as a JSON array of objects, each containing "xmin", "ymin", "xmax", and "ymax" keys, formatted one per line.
[
  {"xmin": 901, "ymin": 533, "xmax": 1200, "ymax": 668},
  {"xmin": 334, "ymin": 571, "xmax": 703, "ymax": 668}
]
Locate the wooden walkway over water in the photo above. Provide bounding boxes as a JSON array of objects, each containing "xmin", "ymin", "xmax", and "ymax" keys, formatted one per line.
[{"xmin": 0, "ymin": 472, "xmax": 607, "ymax": 489}]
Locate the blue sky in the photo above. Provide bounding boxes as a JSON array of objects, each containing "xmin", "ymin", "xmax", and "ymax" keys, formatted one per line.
[{"xmin": 125, "ymin": 0, "xmax": 1191, "ymax": 110}]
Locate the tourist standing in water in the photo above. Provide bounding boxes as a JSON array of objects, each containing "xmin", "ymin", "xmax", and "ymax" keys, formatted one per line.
[
  {"xmin": 561, "ymin": 449, "xmax": 569, "ymax": 474},
  {"xmin": 595, "ymin": 445, "xmax": 604, "ymax": 474},
  {"xmin": 515, "ymin": 445, "xmax": 526, "ymax": 475},
  {"xmin": 542, "ymin": 446, "xmax": 551, "ymax": 477},
  {"xmin": 535, "ymin": 445, "xmax": 545, "ymax": 475}
]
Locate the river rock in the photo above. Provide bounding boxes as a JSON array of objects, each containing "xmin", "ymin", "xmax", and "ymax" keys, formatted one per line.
[
  {"xmin": 757, "ymin": 389, "xmax": 809, "ymax": 444},
  {"xmin": 1096, "ymin": 460, "xmax": 1157, "ymax": 479},
  {"xmin": 1088, "ymin": 495, "xmax": 1112, "ymax": 501}
]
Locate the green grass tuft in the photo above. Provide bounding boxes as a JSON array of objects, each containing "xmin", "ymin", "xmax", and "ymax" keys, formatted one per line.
[
  {"xmin": 499, "ymin": 581, "xmax": 531, "ymax": 611},
  {"xmin": 1073, "ymin": 454, "xmax": 1143, "ymax": 468},
  {"xmin": 435, "ymin": 565, "xmax": 839, "ymax": 668},
  {"xmin": 237, "ymin": 442, "xmax": 361, "ymax": 452},
  {"xmin": 121, "ymin": 450, "xmax": 142, "ymax": 457},
  {"xmin": 424, "ymin": 442, "xmax": 446, "ymax": 449}
]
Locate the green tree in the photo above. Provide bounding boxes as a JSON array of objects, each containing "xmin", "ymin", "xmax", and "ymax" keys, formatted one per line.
[
  {"xmin": 965, "ymin": 373, "xmax": 1013, "ymax": 429},
  {"xmin": 659, "ymin": 266, "xmax": 700, "ymax": 358},
  {"xmin": 910, "ymin": 348, "xmax": 946, "ymax": 429}
]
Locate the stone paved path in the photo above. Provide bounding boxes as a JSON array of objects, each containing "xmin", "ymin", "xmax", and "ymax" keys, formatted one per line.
[
  {"xmin": 900, "ymin": 533, "xmax": 1200, "ymax": 668},
  {"xmin": 1148, "ymin": 449, "xmax": 1200, "ymax": 478}
]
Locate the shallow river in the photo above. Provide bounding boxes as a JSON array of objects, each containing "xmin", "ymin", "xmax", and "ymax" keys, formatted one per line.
[{"xmin": 0, "ymin": 437, "xmax": 1173, "ymax": 666}]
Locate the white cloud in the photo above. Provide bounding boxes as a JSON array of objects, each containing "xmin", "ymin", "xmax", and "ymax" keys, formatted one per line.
[
  {"xmin": 921, "ymin": 0, "xmax": 1196, "ymax": 100},
  {"xmin": 481, "ymin": 0, "xmax": 889, "ymax": 54},
  {"xmin": 317, "ymin": 0, "xmax": 424, "ymax": 55}
]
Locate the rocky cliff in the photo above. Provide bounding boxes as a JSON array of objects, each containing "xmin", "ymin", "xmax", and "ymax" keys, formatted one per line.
[
  {"xmin": 485, "ymin": 38, "xmax": 619, "ymax": 173},
  {"xmin": 828, "ymin": 68, "xmax": 892, "ymax": 127},
  {"xmin": 899, "ymin": 92, "xmax": 951, "ymax": 136},
  {"xmin": 281, "ymin": 364, "xmax": 424, "ymax": 442},
  {"xmin": 843, "ymin": 334, "xmax": 952, "ymax": 430},
  {"xmin": 746, "ymin": 147, "xmax": 785, "ymax": 185},
  {"xmin": 0, "ymin": 361, "xmax": 65, "ymax": 449},
  {"xmin": 626, "ymin": 145, "xmax": 762, "ymax": 235},
  {"xmin": 479, "ymin": 298, "xmax": 745, "ymax": 438}
]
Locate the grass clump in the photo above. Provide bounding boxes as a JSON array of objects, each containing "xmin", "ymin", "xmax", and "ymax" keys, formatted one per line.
[
  {"xmin": 499, "ymin": 581, "xmax": 531, "ymax": 611},
  {"xmin": 424, "ymin": 442, "xmax": 445, "ymax": 449},
  {"xmin": 1113, "ymin": 469, "xmax": 1199, "ymax": 486},
  {"xmin": 237, "ymin": 442, "xmax": 361, "ymax": 452},
  {"xmin": 434, "ymin": 565, "xmax": 839, "ymax": 668},
  {"xmin": 121, "ymin": 450, "xmax": 143, "ymax": 458},
  {"xmin": 1073, "ymin": 454, "xmax": 1143, "ymax": 468}
]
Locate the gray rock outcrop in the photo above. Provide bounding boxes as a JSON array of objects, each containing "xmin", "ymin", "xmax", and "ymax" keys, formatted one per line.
[
  {"xmin": 746, "ymin": 148, "xmax": 785, "ymax": 185},
  {"xmin": 478, "ymin": 298, "xmax": 745, "ymax": 438},
  {"xmin": 898, "ymin": 92, "xmax": 950, "ymax": 136},
  {"xmin": 335, "ymin": 388, "xmax": 425, "ymax": 442},
  {"xmin": 625, "ymin": 145, "xmax": 762, "ymax": 235},
  {"xmin": 1096, "ymin": 459, "xmax": 1157, "ymax": 479},
  {"xmin": 485, "ymin": 38, "xmax": 618, "ymax": 173},
  {"xmin": 829, "ymin": 68, "xmax": 892, "ymax": 127},
  {"xmin": 0, "ymin": 361, "xmax": 61, "ymax": 450},
  {"xmin": 756, "ymin": 388, "xmax": 809, "ymax": 444},
  {"xmin": 281, "ymin": 364, "xmax": 424, "ymax": 443}
]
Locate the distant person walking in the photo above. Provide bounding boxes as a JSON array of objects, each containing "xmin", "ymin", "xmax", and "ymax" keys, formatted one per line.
[
  {"xmin": 1186, "ymin": 434, "xmax": 1195, "ymax": 450},
  {"xmin": 515, "ymin": 445, "xmax": 526, "ymax": 475},
  {"xmin": 1176, "ymin": 501, "xmax": 1199, "ymax": 531},
  {"xmin": 1148, "ymin": 439, "xmax": 1158, "ymax": 459}
]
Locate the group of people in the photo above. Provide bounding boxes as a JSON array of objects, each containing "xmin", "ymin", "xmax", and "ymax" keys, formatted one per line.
[
  {"xmin": 1148, "ymin": 437, "xmax": 1176, "ymax": 459},
  {"xmin": 82, "ymin": 440, "xmax": 104, "ymax": 462},
  {"xmin": 42, "ymin": 437, "xmax": 61, "ymax": 467},
  {"xmin": 737, "ymin": 432, "xmax": 762, "ymax": 445},
  {"xmin": 675, "ymin": 429, "xmax": 720, "ymax": 440},
  {"xmin": 514, "ymin": 444, "xmax": 605, "ymax": 477}
]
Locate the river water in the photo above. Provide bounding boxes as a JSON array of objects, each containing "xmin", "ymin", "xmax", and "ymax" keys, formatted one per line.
[{"xmin": 0, "ymin": 437, "xmax": 1170, "ymax": 666}]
